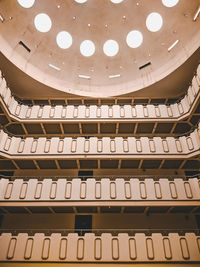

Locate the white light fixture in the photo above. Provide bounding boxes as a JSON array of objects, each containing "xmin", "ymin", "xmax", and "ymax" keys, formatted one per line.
[
  {"xmin": 56, "ymin": 31, "xmax": 72, "ymax": 49},
  {"xmin": 103, "ymin": 40, "xmax": 119, "ymax": 57},
  {"xmin": 110, "ymin": 0, "xmax": 124, "ymax": 3},
  {"xmin": 80, "ymin": 40, "xmax": 95, "ymax": 57},
  {"xmin": 194, "ymin": 6, "xmax": 200, "ymax": 21},
  {"xmin": 168, "ymin": 39, "xmax": 179, "ymax": 51},
  {"xmin": 17, "ymin": 0, "xmax": 35, "ymax": 8},
  {"xmin": 162, "ymin": 0, "xmax": 179, "ymax": 7},
  {"xmin": 146, "ymin": 12, "xmax": 163, "ymax": 32},
  {"xmin": 0, "ymin": 14, "xmax": 4, "ymax": 22},
  {"xmin": 48, "ymin": 64, "xmax": 61, "ymax": 71},
  {"xmin": 78, "ymin": 74, "xmax": 91, "ymax": 79},
  {"xmin": 74, "ymin": 0, "xmax": 87, "ymax": 3},
  {"xmin": 34, "ymin": 13, "xmax": 52, "ymax": 33},
  {"xmin": 109, "ymin": 74, "xmax": 121, "ymax": 79},
  {"xmin": 126, "ymin": 30, "xmax": 143, "ymax": 48}
]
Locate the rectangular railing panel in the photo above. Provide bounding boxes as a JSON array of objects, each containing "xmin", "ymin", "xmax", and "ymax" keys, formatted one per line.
[
  {"xmin": 0, "ymin": 177, "xmax": 200, "ymax": 202},
  {"xmin": 1, "ymin": 127, "xmax": 200, "ymax": 157},
  {"xmin": 0, "ymin": 232, "xmax": 200, "ymax": 262},
  {"xmin": 1, "ymin": 67, "xmax": 200, "ymax": 123}
]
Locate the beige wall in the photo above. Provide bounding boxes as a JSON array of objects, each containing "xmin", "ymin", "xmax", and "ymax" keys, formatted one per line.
[
  {"xmin": 92, "ymin": 214, "xmax": 197, "ymax": 229},
  {"xmin": 13, "ymin": 169, "xmax": 186, "ymax": 178},
  {"xmin": 1, "ymin": 214, "xmax": 75, "ymax": 229},
  {"xmin": 1, "ymin": 213, "xmax": 197, "ymax": 230}
]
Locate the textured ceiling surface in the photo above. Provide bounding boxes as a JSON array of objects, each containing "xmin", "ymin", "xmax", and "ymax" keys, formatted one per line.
[{"xmin": 0, "ymin": 0, "xmax": 200, "ymax": 97}]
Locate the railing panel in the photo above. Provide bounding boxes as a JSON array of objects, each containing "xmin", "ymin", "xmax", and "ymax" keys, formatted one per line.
[
  {"xmin": 0, "ymin": 232, "xmax": 200, "ymax": 262},
  {"xmin": 1, "ymin": 177, "xmax": 200, "ymax": 202}
]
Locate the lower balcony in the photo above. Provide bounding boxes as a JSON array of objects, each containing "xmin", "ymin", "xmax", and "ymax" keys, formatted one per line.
[{"xmin": 0, "ymin": 230, "xmax": 199, "ymax": 262}]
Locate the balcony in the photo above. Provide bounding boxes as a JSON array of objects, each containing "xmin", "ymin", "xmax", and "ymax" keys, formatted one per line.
[
  {"xmin": 0, "ymin": 65, "xmax": 199, "ymax": 139},
  {"xmin": 0, "ymin": 176, "xmax": 200, "ymax": 215},
  {"xmin": 0, "ymin": 230, "xmax": 199, "ymax": 262},
  {"xmin": 0, "ymin": 125, "xmax": 199, "ymax": 160}
]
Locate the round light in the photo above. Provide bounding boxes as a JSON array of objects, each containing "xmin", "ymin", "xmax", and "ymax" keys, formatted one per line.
[
  {"xmin": 126, "ymin": 30, "xmax": 143, "ymax": 48},
  {"xmin": 56, "ymin": 31, "xmax": 72, "ymax": 49},
  {"xmin": 80, "ymin": 40, "xmax": 95, "ymax": 57},
  {"xmin": 17, "ymin": 0, "xmax": 35, "ymax": 8},
  {"xmin": 110, "ymin": 0, "xmax": 124, "ymax": 3},
  {"xmin": 146, "ymin": 12, "xmax": 163, "ymax": 32},
  {"xmin": 74, "ymin": 0, "xmax": 87, "ymax": 3},
  {"xmin": 103, "ymin": 40, "xmax": 119, "ymax": 57},
  {"xmin": 162, "ymin": 0, "xmax": 179, "ymax": 7},
  {"xmin": 34, "ymin": 13, "xmax": 52, "ymax": 33}
]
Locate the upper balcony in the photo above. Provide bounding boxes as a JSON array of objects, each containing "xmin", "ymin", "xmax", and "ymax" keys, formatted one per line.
[
  {"xmin": 0, "ymin": 65, "xmax": 199, "ymax": 138},
  {"xmin": 0, "ymin": 123, "xmax": 199, "ymax": 160},
  {"xmin": 0, "ymin": 121, "xmax": 199, "ymax": 172}
]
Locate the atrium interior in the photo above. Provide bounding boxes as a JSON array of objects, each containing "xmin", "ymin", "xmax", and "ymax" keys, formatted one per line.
[{"xmin": 0, "ymin": 0, "xmax": 200, "ymax": 266}]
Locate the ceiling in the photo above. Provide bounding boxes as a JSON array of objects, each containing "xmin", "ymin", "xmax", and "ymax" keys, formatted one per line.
[{"xmin": 0, "ymin": 0, "xmax": 200, "ymax": 98}]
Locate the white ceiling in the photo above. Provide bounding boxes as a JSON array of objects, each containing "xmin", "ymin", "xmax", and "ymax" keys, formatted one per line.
[{"xmin": 0, "ymin": 0, "xmax": 200, "ymax": 97}]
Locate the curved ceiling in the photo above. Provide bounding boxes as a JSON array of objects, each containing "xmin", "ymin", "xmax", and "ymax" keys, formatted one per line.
[{"xmin": 0, "ymin": 0, "xmax": 200, "ymax": 97}]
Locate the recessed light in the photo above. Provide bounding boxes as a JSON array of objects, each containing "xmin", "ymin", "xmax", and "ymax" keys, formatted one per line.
[
  {"xmin": 162, "ymin": 0, "xmax": 179, "ymax": 8},
  {"xmin": 34, "ymin": 13, "xmax": 52, "ymax": 33},
  {"xmin": 103, "ymin": 40, "xmax": 119, "ymax": 57},
  {"xmin": 194, "ymin": 6, "xmax": 200, "ymax": 21},
  {"xmin": 109, "ymin": 74, "xmax": 121, "ymax": 79},
  {"xmin": 146, "ymin": 12, "xmax": 163, "ymax": 32},
  {"xmin": 17, "ymin": 0, "xmax": 35, "ymax": 8},
  {"xmin": 126, "ymin": 30, "xmax": 143, "ymax": 48},
  {"xmin": 56, "ymin": 31, "xmax": 72, "ymax": 49},
  {"xmin": 75, "ymin": 0, "xmax": 87, "ymax": 3},
  {"xmin": 78, "ymin": 74, "xmax": 91, "ymax": 79},
  {"xmin": 0, "ymin": 14, "xmax": 5, "ymax": 22},
  {"xmin": 80, "ymin": 40, "xmax": 95, "ymax": 57},
  {"xmin": 110, "ymin": 0, "xmax": 124, "ymax": 3},
  {"xmin": 48, "ymin": 64, "xmax": 61, "ymax": 71},
  {"xmin": 168, "ymin": 39, "xmax": 179, "ymax": 51}
]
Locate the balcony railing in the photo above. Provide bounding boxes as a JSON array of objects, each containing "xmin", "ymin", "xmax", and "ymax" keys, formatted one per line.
[
  {"xmin": 0, "ymin": 123, "xmax": 199, "ymax": 159},
  {"xmin": 0, "ymin": 176, "xmax": 199, "ymax": 202},
  {"xmin": 0, "ymin": 64, "xmax": 200, "ymax": 122},
  {"xmin": 0, "ymin": 230, "xmax": 199, "ymax": 262}
]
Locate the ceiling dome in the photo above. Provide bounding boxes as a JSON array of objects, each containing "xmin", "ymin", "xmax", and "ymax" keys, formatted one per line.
[{"xmin": 0, "ymin": 0, "xmax": 199, "ymax": 97}]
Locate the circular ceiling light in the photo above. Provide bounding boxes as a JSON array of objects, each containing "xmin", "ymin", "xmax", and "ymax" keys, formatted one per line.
[
  {"xmin": 74, "ymin": 0, "xmax": 87, "ymax": 3},
  {"xmin": 56, "ymin": 31, "xmax": 72, "ymax": 49},
  {"xmin": 146, "ymin": 12, "xmax": 163, "ymax": 32},
  {"xmin": 80, "ymin": 40, "xmax": 95, "ymax": 57},
  {"xmin": 126, "ymin": 30, "xmax": 143, "ymax": 48},
  {"xmin": 162, "ymin": 0, "xmax": 179, "ymax": 7},
  {"xmin": 17, "ymin": 0, "xmax": 35, "ymax": 8},
  {"xmin": 34, "ymin": 13, "xmax": 52, "ymax": 33},
  {"xmin": 110, "ymin": 0, "xmax": 124, "ymax": 3},
  {"xmin": 103, "ymin": 40, "xmax": 119, "ymax": 57}
]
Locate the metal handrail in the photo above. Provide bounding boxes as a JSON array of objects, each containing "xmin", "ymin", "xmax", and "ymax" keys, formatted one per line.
[
  {"xmin": 0, "ymin": 174, "xmax": 200, "ymax": 180},
  {"xmin": 0, "ymin": 173, "xmax": 200, "ymax": 180},
  {"xmin": 0, "ymin": 228, "xmax": 199, "ymax": 236}
]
